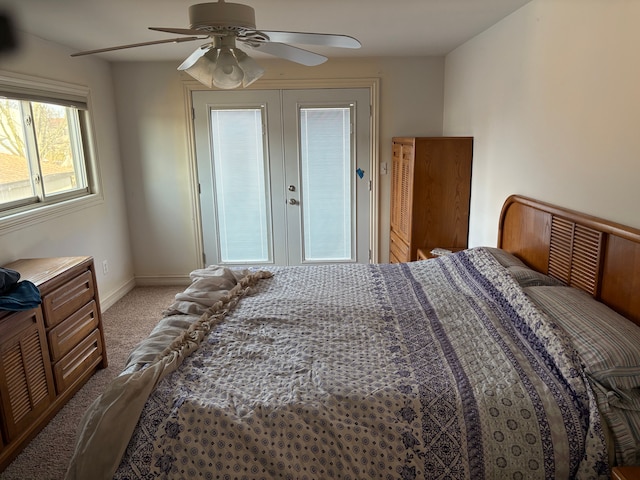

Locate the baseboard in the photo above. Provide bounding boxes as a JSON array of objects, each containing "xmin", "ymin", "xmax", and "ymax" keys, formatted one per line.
[
  {"xmin": 134, "ymin": 274, "xmax": 192, "ymax": 287},
  {"xmin": 100, "ymin": 277, "xmax": 136, "ymax": 312},
  {"xmin": 99, "ymin": 275, "xmax": 191, "ymax": 312}
]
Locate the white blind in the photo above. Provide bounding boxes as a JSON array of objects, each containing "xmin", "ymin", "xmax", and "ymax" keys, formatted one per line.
[
  {"xmin": 210, "ymin": 108, "xmax": 271, "ymax": 263},
  {"xmin": 300, "ymin": 107, "xmax": 353, "ymax": 261}
]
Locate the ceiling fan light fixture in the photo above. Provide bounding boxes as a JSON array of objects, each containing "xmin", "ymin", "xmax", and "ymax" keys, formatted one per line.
[
  {"xmin": 177, "ymin": 44, "xmax": 210, "ymax": 71},
  {"xmin": 212, "ymin": 47, "xmax": 244, "ymax": 88},
  {"xmin": 235, "ymin": 49, "xmax": 265, "ymax": 87},
  {"xmin": 182, "ymin": 43, "xmax": 264, "ymax": 89},
  {"xmin": 183, "ymin": 49, "xmax": 218, "ymax": 87}
]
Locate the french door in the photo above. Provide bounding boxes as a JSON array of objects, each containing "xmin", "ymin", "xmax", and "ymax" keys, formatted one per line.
[{"xmin": 192, "ymin": 88, "xmax": 371, "ymax": 266}]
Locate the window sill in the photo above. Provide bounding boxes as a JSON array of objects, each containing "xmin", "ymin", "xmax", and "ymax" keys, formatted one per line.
[{"xmin": 0, "ymin": 192, "xmax": 104, "ymax": 235}]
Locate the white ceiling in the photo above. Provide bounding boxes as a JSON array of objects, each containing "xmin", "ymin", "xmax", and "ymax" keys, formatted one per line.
[{"xmin": 3, "ymin": 0, "xmax": 531, "ymax": 62}]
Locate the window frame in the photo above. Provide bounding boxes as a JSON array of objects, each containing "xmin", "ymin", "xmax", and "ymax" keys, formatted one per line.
[{"xmin": 0, "ymin": 71, "xmax": 103, "ymax": 233}]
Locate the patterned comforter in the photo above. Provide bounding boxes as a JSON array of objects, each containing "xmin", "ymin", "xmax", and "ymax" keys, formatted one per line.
[{"xmin": 68, "ymin": 248, "xmax": 609, "ymax": 479}]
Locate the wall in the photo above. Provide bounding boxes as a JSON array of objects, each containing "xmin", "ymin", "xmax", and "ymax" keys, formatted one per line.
[
  {"xmin": 0, "ymin": 34, "xmax": 134, "ymax": 309},
  {"xmin": 443, "ymin": 0, "xmax": 640, "ymax": 247},
  {"xmin": 112, "ymin": 56, "xmax": 445, "ymax": 275}
]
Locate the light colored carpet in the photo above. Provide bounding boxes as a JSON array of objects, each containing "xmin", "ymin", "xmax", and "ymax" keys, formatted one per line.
[{"xmin": 0, "ymin": 286, "xmax": 183, "ymax": 480}]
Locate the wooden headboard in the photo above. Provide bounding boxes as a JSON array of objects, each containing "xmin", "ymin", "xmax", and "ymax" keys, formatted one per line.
[{"xmin": 498, "ymin": 195, "xmax": 640, "ymax": 327}]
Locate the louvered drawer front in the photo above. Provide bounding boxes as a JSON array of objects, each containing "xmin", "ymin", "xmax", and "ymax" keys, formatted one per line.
[
  {"xmin": 43, "ymin": 270, "xmax": 94, "ymax": 329},
  {"xmin": 48, "ymin": 300, "xmax": 99, "ymax": 362},
  {"xmin": 390, "ymin": 230, "xmax": 411, "ymax": 262},
  {"xmin": 53, "ymin": 329, "xmax": 102, "ymax": 394},
  {"xmin": 0, "ymin": 310, "xmax": 53, "ymax": 441}
]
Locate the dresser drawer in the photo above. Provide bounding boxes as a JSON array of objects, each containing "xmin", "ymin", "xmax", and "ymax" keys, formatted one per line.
[
  {"xmin": 48, "ymin": 300, "xmax": 99, "ymax": 362},
  {"xmin": 42, "ymin": 270, "xmax": 94, "ymax": 329},
  {"xmin": 53, "ymin": 329, "xmax": 103, "ymax": 394},
  {"xmin": 390, "ymin": 230, "xmax": 411, "ymax": 262}
]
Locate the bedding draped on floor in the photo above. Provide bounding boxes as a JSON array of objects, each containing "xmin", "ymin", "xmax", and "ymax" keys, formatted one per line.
[{"xmin": 66, "ymin": 249, "xmax": 608, "ymax": 480}]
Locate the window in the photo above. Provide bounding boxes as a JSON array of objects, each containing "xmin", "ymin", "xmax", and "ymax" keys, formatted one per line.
[{"xmin": 0, "ymin": 72, "xmax": 100, "ymax": 228}]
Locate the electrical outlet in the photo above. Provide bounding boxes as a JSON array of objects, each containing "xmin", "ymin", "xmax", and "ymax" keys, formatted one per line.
[{"xmin": 102, "ymin": 259, "xmax": 109, "ymax": 275}]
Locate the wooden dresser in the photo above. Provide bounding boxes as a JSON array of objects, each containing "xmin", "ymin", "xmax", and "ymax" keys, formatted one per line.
[
  {"xmin": 0, "ymin": 256, "xmax": 107, "ymax": 471},
  {"xmin": 390, "ymin": 137, "xmax": 473, "ymax": 262}
]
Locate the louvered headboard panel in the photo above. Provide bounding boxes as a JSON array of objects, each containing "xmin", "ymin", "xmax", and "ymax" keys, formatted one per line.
[
  {"xmin": 547, "ymin": 217, "xmax": 604, "ymax": 295},
  {"xmin": 498, "ymin": 195, "xmax": 640, "ymax": 327}
]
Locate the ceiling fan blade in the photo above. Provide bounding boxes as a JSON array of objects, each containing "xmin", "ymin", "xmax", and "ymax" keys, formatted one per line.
[
  {"xmin": 149, "ymin": 26, "xmax": 221, "ymax": 37},
  {"xmin": 71, "ymin": 36, "xmax": 203, "ymax": 57},
  {"xmin": 249, "ymin": 42, "xmax": 327, "ymax": 66},
  {"xmin": 257, "ymin": 31, "xmax": 361, "ymax": 49},
  {"xmin": 177, "ymin": 44, "xmax": 213, "ymax": 71}
]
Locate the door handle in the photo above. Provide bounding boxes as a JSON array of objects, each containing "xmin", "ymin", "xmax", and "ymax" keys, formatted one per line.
[{"xmin": 288, "ymin": 198, "xmax": 299, "ymax": 205}]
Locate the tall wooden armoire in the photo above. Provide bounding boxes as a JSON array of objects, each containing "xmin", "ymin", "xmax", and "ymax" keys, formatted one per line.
[{"xmin": 389, "ymin": 137, "xmax": 473, "ymax": 263}]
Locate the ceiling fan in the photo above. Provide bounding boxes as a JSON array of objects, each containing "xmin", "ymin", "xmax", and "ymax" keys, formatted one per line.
[{"xmin": 71, "ymin": 0, "xmax": 361, "ymax": 89}]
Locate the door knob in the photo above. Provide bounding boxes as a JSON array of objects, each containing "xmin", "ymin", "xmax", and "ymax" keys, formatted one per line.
[
  {"xmin": 288, "ymin": 185, "xmax": 296, "ymax": 192},
  {"xmin": 288, "ymin": 198, "xmax": 298, "ymax": 205}
]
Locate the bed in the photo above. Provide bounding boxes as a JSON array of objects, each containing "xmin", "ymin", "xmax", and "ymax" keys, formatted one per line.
[{"xmin": 66, "ymin": 195, "xmax": 640, "ymax": 479}]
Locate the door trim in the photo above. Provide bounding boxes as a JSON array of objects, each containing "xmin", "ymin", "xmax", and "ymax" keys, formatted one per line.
[{"xmin": 183, "ymin": 77, "xmax": 380, "ymax": 267}]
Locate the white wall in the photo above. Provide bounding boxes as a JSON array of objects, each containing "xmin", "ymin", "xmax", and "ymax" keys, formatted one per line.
[
  {"xmin": 112, "ymin": 56, "xmax": 445, "ymax": 274},
  {"xmin": 443, "ymin": 0, "xmax": 640, "ymax": 247},
  {"xmin": 0, "ymin": 34, "xmax": 134, "ymax": 309}
]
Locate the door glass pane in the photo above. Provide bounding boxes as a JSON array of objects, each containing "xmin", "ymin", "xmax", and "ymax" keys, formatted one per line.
[
  {"xmin": 210, "ymin": 108, "xmax": 271, "ymax": 263},
  {"xmin": 300, "ymin": 107, "xmax": 352, "ymax": 261}
]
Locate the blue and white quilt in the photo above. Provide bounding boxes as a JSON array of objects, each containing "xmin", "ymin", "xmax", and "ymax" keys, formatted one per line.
[{"xmin": 68, "ymin": 248, "xmax": 609, "ymax": 479}]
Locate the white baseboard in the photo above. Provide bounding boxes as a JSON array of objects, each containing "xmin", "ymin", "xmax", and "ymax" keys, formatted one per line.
[
  {"xmin": 100, "ymin": 277, "xmax": 136, "ymax": 312},
  {"xmin": 134, "ymin": 275, "xmax": 192, "ymax": 287},
  {"xmin": 98, "ymin": 275, "xmax": 191, "ymax": 312}
]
